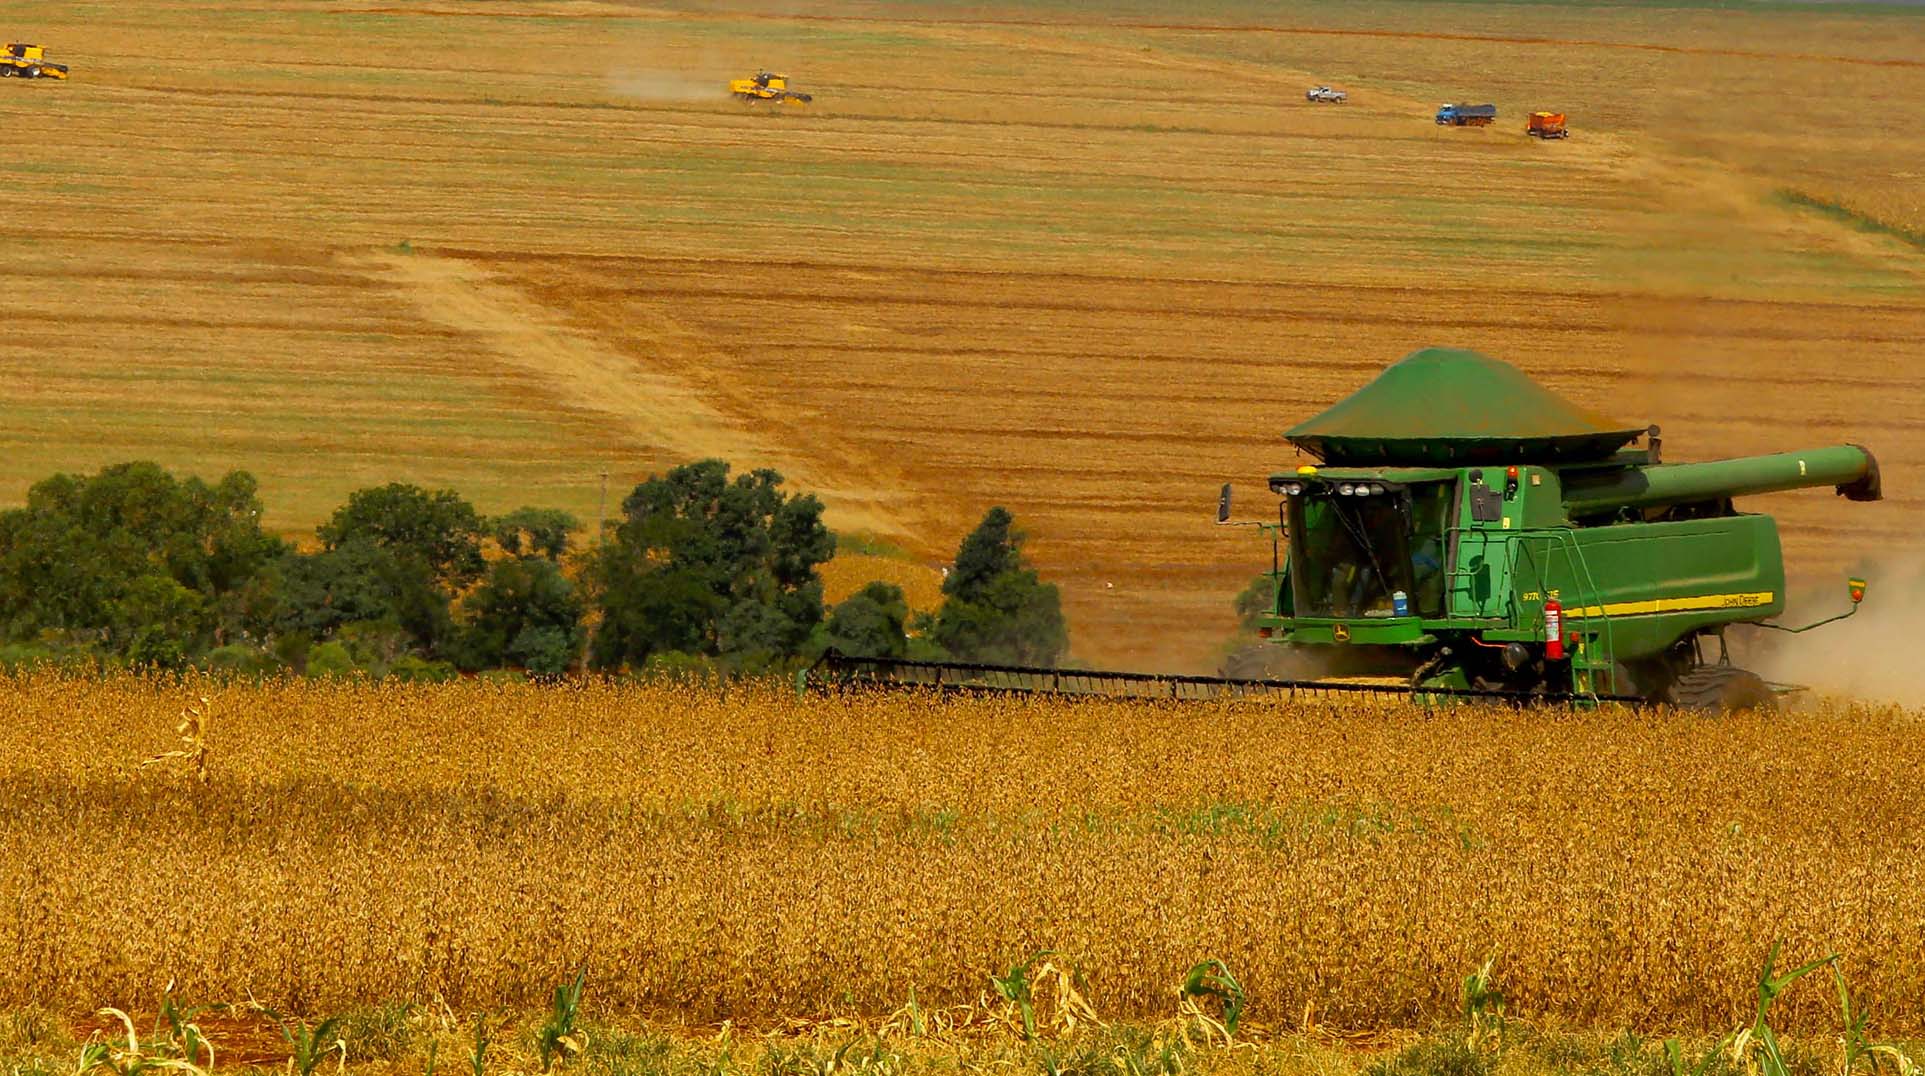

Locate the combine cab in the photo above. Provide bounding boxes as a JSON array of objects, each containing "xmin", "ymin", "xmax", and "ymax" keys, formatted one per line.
[
  {"xmin": 1, "ymin": 43, "xmax": 67, "ymax": 80},
  {"xmin": 729, "ymin": 71, "xmax": 812, "ymax": 106},
  {"xmin": 803, "ymin": 349, "xmax": 1882, "ymax": 711}
]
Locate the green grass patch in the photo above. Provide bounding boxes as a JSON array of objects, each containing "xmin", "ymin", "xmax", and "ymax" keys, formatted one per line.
[
  {"xmin": 1777, "ymin": 189, "xmax": 1925, "ymax": 254},
  {"xmin": 835, "ymin": 531, "xmax": 916, "ymax": 560}
]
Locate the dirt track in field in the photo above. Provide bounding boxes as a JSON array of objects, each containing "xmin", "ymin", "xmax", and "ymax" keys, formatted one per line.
[{"xmin": 2, "ymin": 0, "xmax": 1923, "ymax": 668}]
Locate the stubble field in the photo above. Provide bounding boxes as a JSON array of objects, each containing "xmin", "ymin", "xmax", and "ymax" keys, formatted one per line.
[{"xmin": 3, "ymin": 0, "xmax": 1923, "ymax": 668}]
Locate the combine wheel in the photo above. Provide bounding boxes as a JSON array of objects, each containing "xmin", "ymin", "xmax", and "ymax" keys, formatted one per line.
[
  {"xmin": 1662, "ymin": 665, "xmax": 1776, "ymax": 712},
  {"xmin": 1219, "ymin": 643, "xmax": 1320, "ymax": 681}
]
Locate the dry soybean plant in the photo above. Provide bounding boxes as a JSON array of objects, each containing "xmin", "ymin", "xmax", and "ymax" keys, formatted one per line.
[{"xmin": 4, "ymin": 674, "xmax": 1925, "ymax": 1032}]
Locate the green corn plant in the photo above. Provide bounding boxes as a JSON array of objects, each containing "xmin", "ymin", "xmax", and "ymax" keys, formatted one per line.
[
  {"xmin": 899, "ymin": 987, "xmax": 926, "ymax": 1039},
  {"xmin": 1461, "ymin": 954, "xmax": 1507, "ymax": 1049},
  {"xmin": 280, "ymin": 1016, "xmax": 345, "ymax": 1076},
  {"xmin": 989, "ymin": 951, "xmax": 1051, "ymax": 1040},
  {"xmin": 537, "ymin": 967, "xmax": 588, "ymax": 1071},
  {"xmin": 1747, "ymin": 940, "xmax": 1836, "ymax": 1076},
  {"xmin": 76, "ymin": 1008, "xmax": 208, "ymax": 1076},
  {"xmin": 74, "ymin": 1039, "xmax": 113, "ymax": 1076},
  {"xmin": 467, "ymin": 1015, "xmax": 491, "ymax": 1076},
  {"xmin": 1664, "ymin": 1034, "xmax": 1733, "ymax": 1076},
  {"xmin": 1834, "ymin": 962, "xmax": 1920, "ymax": 1076},
  {"xmin": 1179, "ymin": 958, "xmax": 1246, "ymax": 1041},
  {"xmin": 153, "ymin": 993, "xmax": 213, "ymax": 1073}
]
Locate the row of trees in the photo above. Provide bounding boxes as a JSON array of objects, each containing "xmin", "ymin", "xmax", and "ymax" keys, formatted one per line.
[{"xmin": 0, "ymin": 459, "xmax": 1068, "ymax": 677}]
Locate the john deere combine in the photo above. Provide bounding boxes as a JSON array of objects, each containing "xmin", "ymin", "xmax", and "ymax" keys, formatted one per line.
[{"xmin": 806, "ymin": 348, "xmax": 1879, "ymax": 709}]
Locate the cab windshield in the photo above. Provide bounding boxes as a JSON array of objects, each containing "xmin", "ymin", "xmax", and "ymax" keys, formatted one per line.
[{"xmin": 1288, "ymin": 482, "xmax": 1452, "ymax": 618}]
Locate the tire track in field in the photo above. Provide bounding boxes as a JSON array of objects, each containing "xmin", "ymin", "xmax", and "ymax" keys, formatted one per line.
[{"xmin": 363, "ymin": 251, "xmax": 925, "ymax": 542}]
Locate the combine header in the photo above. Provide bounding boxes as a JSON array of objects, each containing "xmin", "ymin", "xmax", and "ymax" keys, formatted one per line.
[{"xmin": 804, "ymin": 349, "xmax": 1880, "ymax": 710}]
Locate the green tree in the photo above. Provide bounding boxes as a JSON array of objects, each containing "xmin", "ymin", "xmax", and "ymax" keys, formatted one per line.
[
  {"xmin": 456, "ymin": 556, "xmax": 585, "ymax": 676},
  {"xmin": 819, "ymin": 581, "xmax": 910, "ymax": 659},
  {"xmin": 277, "ymin": 484, "xmax": 489, "ymax": 658},
  {"xmin": 318, "ymin": 483, "xmax": 486, "ymax": 588},
  {"xmin": 1234, "ymin": 573, "xmax": 1277, "ymax": 630},
  {"xmin": 491, "ymin": 507, "xmax": 579, "ymax": 561},
  {"xmin": 273, "ymin": 538, "xmax": 453, "ymax": 655},
  {"xmin": 944, "ymin": 507, "xmax": 1023, "ymax": 601},
  {"xmin": 0, "ymin": 462, "xmax": 284, "ymax": 657},
  {"xmin": 932, "ymin": 508, "xmax": 1067, "ymax": 665},
  {"xmin": 590, "ymin": 460, "xmax": 833, "ymax": 670}
]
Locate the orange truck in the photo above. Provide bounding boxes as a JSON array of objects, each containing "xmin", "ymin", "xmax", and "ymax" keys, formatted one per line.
[{"xmin": 1527, "ymin": 111, "xmax": 1569, "ymax": 139}]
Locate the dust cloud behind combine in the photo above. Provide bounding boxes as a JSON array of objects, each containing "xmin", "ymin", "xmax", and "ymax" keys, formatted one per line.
[
  {"xmin": 606, "ymin": 69, "xmax": 722, "ymax": 104},
  {"xmin": 604, "ymin": 66, "xmax": 723, "ymax": 104},
  {"xmin": 1747, "ymin": 559, "xmax": 1925, "ymax": 708}
]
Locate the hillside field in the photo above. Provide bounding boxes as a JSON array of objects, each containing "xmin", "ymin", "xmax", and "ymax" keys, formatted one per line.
[{"xmin": 2, "ymin": 0, "xmax": 1923, "ymax": 667}]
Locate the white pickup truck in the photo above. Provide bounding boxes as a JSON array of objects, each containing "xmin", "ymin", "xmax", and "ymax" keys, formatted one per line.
[{"xmin": 1305, "ymin": 86, "xmax": 1347, "ymax": 103}]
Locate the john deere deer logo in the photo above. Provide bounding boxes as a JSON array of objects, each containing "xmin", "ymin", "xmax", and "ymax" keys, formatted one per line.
[{"xmin": 1332, "ymin": 624, "xmax": 1351, "ymax": 642}]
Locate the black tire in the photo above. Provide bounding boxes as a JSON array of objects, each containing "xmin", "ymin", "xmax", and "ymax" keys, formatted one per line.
[
  {"xmin": 1220, "ymin": 643, "xmax": 1314, "ymax": 681},
  {"xmin": 1662, "ymin": 665, "xmax": 1776, "ymax": 712}
]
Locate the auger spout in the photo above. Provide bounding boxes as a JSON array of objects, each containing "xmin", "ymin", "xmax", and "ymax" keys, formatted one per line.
[{"xmin": 1560, "ymin": 445, "xmax": 1881, "ymax": 515}]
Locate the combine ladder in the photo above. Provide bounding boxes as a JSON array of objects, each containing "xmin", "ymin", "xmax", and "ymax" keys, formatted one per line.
[{"xmin": 1509, "ymin": 528, "xmax": 1622, "ymax": 699}]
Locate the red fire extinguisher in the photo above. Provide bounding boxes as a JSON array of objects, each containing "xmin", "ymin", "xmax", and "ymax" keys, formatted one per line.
[{"xmin": 1543, "ymin": 597, "xmax": 1565, "ymax": 660}]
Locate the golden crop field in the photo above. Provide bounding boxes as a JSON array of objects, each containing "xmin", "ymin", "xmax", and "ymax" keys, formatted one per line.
[
  {"xmin": 5, "ymin": 675, "xmax": 1924, "ymax": 1040},
  {"xmin": 3, "ymin": 1, "xmax": 1923, "ymax": 669}
]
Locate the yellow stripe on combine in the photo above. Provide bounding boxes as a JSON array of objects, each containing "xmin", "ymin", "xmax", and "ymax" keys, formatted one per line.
[{"xmin": 1565, "ymin": 591, "xmax": 1775, "ymax": 618}]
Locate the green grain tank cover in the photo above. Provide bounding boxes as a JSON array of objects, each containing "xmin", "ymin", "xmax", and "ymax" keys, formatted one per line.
[{"xmin": 1285, "ymin": 348, "xmax": 1646, "ymax": 465}]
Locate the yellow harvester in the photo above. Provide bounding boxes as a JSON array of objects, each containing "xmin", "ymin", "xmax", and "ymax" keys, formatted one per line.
[
  {"xmin": 1, "ymin": 43, "xmax": 68, "ymax": 80},
  {"xmin": 728, "ymin": 71, "xmax": 811, "ymax": 105}
]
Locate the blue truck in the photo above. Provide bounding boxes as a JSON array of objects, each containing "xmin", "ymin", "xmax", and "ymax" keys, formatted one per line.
[{"xmin": 1435, "ymin": 103, "xmax": 1497, "ymax": 126}]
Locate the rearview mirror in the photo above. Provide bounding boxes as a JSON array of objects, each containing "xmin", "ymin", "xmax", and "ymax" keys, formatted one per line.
[{"xmin": 1216, "ymin": 483, "xmax": 1232, "ymax": 525}]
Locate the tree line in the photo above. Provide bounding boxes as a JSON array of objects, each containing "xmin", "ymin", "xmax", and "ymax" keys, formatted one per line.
[{"xmin": 0, "ymin": 459, "xmax": 1067, "ymax": 678}]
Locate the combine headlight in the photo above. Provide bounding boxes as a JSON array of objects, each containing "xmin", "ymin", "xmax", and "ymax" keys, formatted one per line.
[
  {"xmin": 1369, "ymin": 483, "xmax": 1387, "ymax": 496},
  {"xmin": 1338, "ymin": 482, "xmax": 1356, "ymax": 496}
]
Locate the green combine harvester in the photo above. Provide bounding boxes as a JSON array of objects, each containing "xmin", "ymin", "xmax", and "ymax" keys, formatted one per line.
[{"xmin": 806, "ymin": 348, "xmax": 1879, "ymax": 709}]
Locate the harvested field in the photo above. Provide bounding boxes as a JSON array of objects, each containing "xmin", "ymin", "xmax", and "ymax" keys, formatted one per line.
[
  {"xmin": 2, "ymin": 1, "xmax": 1923, "ymax": 672},
  {"xmin": 5, "ymin": 676, "xmax": 1925, "ymax": 1033}
]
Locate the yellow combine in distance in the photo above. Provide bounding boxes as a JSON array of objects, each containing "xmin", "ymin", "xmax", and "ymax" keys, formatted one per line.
[
  {"xmin": 2, "ymin": 43, "xmax": 68, "ymax": 80},
  {"xmin": 728, "ymin": 71, "xmax": 812, "ymax": 106}
]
